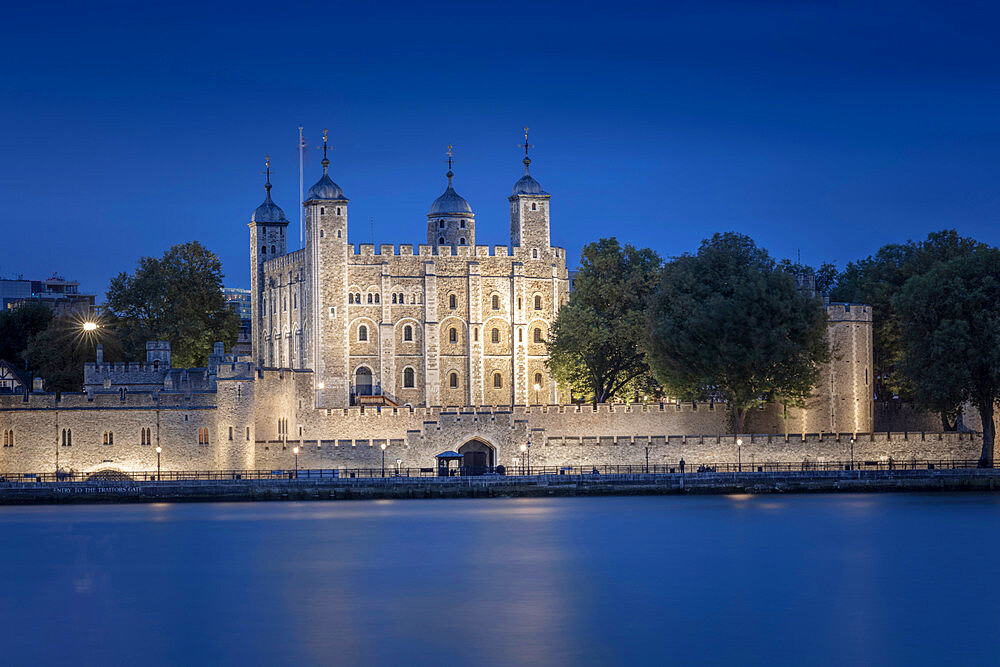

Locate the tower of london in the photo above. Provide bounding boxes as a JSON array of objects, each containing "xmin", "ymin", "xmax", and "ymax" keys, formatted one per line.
[{"xmin": 251, "ymin": 134, "xmax": 570, "ymax": 409}]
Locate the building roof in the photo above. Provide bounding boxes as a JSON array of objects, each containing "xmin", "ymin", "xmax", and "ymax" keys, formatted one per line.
[
  {"xmin": 429, "ymin": 173, "xmax": 473, "ymax": 215},
  {"xmin": 306, "ymin": 172, "xmax": 346, "ymax": 201},
  {"xmin": 252, "ymin": 190, "xmax": 289, "ymax": 223}
]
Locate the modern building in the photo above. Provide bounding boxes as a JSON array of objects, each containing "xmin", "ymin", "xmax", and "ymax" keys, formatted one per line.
[{"xmin": 1, "ymin": 275, "xmax": 96, "ymax": 316}]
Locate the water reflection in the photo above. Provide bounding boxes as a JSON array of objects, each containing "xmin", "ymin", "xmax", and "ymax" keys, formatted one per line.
[{"xmin": 0, "ymin": 494, "xmax": 998, "ymax": 665}]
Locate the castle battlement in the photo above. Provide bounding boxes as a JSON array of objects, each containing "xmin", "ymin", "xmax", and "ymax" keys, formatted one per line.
[{"xmin": 826, "ymin": 302, "xmax": 872, "ymax": 322}]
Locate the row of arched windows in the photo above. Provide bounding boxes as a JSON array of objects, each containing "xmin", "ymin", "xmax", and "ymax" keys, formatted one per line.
[
  {"xmin": 2, "ymin": 429, "xmax": 13, "ymax": 447},
  {"xmin": 438, "ymin": 237, "xmax": 468, "ymax": 245},
  {"xmin": 437, "ymin": 219, "xmax": 468, "ymax": 229},
  {"xmin": 61, "ymin": 429, "xmax": 72, "ymax": 447},
  {"xmin": 348, "ymin": 293, "xmax": 381, "ymax": 304},
  {"xmin": 141, "ymin": 428, "xmax": 152, "ymax": 445},
  {"xmin": 198, "ymin": 428, "xmax": 210, "ymax": 445},
  {"xmin": 103, "ymin": 431, "xmax": 114, "ymax": 445}
]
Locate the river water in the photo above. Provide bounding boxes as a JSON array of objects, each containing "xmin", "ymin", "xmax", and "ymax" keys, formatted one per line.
[{"xmin": 0, "ymin": 493, "xmax": 996, "ymax": 665}]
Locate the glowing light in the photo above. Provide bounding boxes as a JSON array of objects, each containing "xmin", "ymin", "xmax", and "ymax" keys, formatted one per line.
[
  {"xmin": 533, "ymin": 383, "xmax": 541, "ymax": 391},
  {"xmin": 317, "ymin": 382, "xmax": 325, "ymax": 389},
  {"xmin": 155, "ymin": 446, "xmax": 162, "ymax": 454},
  {"xmin": 520, "ymin": 443, "xmax": 527, "ymax": 452},
  {"xmin": 82, "ymin": 322, "xmax": 98, "ymax": 331},
  {"xmin": 380, "ymin": 443, "xmax": 387, "ymax": 450},
  {"xmin": 293, "ymin": 446, "xmax": 300, "ymax": 454}
]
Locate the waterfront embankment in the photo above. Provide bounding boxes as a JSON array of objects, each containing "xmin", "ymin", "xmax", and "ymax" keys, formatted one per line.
[{"xmin": 1, "ymin": 468, "xmax": 999, "ymax": 505}]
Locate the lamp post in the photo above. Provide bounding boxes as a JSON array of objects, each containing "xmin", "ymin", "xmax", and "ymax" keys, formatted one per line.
[
  {"xmin": 293, "ymin": 446, "xmax": 299, "ymax": 478},
  {"xmin": 850, "ymin": 437, "xmax": 855, "ymax": 472},
  {"xmin": 520, "ymin": 443, "xmax": 527, "ymax": 475},
  {"xmin": 525, "ymin": 440, "xmax": 531, "ymax": 475},
  {"xmin": 533, "ymin": 382, "xmax": 541, "ymax": 406},
  {"xmin": 395, "ymin": 458, "xmax": 402, "ymax": 476},
  {"xmin": 155, "ymin": 446, "xmax": 161, "ymax": 481},
  {"xmin": 643, "ymin": 435, "xmax": 649, "ymax": 473},
  {"xmin": 381, "ymin": 442, "xmax": 387, "ymax": 477},
  {"xmin": 737, "ymin": 438, "xmax": 742, "ymax": 472}
]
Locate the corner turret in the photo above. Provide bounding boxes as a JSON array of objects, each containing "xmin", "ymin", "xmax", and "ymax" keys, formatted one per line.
[{"xmin": 427, "ymin": 145, "xmax": 475, "ymax": 248}]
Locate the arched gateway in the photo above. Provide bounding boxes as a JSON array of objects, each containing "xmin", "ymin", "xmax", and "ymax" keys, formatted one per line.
[{"xmin": 458, "ymin": 439, "xmax": 495, "ymax": 475}]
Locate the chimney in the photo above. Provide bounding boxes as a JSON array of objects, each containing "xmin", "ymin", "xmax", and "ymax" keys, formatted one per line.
[{"xmin": 96, "ymin": 344, "xmax": 104, "ymax": 364}]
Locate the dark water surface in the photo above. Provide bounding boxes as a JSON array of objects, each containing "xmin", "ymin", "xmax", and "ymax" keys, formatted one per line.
[{"xmin": 0, "ymin": 494, "xmax": 996, "ymax": 666}]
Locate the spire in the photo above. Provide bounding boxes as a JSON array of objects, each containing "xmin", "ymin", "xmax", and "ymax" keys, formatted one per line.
[
  {"xmin": 262, "ymin": 155, "xmax": 273, "ymax": 196},
  {"xmin": 445, "ymin": 144, "xmax": 454, "ymax": 186},
  {"xmin": 520, "ymin": 126, "xmax": 533, "ymax": 175},
  {"xmin": 319, "ymin": 128, "xmax": 330, "ymax": 174}
]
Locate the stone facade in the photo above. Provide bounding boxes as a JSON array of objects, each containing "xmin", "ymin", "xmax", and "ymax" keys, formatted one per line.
[{"xmin": 0, "ymin": 138, "xmax": 912, "ymax": 477}]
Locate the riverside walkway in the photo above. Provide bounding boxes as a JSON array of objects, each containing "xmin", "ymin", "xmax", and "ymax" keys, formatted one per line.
[{"xmin": 0, "ymin": 466, "xmax": 998, "ymax": 505}]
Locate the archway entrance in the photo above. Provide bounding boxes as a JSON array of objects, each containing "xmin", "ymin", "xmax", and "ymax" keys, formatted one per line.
[
  {"xmin": 355, "ymin": 366, "xmax": 373, "ymax": 396},
  {"xmin": 458, "ymin": 439, "xmax": 495, "ymax": 475}
]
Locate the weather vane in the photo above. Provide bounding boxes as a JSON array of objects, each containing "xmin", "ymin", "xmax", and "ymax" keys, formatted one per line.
[
  {"xmin": 521, "ymin": 126, "xmax": 532, "ymax": 156},
  {"xmin": 445, "ymin": 144, "xmax": 454, "ymax": 172},
  {"xmin": 262, "ymin": 155, "xmax": 273, "ymax": 190}
]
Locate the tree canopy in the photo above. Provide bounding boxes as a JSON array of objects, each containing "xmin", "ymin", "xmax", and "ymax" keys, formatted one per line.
[
  {"xmin": 0, "ymin": 302, "xmax": 53, "ymax": 365},
  {"xmin": 895, "ymin": 247, "xmax": 1000, "ymax": 466},
  {"xmin": 105, "ymin": 241, "xmax": 239, "ymax": 368},
  {"xmin": 546, "ymin": 238, "xmax": 662, "ymax": 405},
  {"xmin": 831, "ymin": 229, "xmax": 984, "ymax": 426},
  {"xmin": 645, "ymin": 232, "xmax": 829, "ymax": 433}
]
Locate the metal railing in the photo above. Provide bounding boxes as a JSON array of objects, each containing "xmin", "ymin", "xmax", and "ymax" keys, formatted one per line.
[{"xmin": 0, "ymin": 458, "xmax": 996, "ymax": 484}]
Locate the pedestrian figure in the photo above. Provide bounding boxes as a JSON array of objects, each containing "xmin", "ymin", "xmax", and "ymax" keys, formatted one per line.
[{"xmin": 679, "ymin": 458, "xmax": 685, "ymax": 474}]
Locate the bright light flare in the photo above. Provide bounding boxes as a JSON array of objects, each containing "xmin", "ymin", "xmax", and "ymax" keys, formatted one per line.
[{"xmin": 82, "ymin": 322, "xmax": 99, "ymax": 331}]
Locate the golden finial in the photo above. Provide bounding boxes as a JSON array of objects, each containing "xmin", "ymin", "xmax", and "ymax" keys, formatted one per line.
[
  {"xmin": 261, "ymin": 155, "xmax": 273, "ymax": 192},
  {"xmin": 520, "ymin": 127, "xmax": 533, "ymax": 173},
  {"xmin": 445, "ymin": 144, "xmax": 454, "ymax": 174},
  {"xmin": 317, "ymin": 129, "xmax": 330, "ymax": 172}
]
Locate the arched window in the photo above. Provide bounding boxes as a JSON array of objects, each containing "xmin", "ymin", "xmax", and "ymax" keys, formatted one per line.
[
  {"xmin": 398, "ymin": 292, "xmax": 404, "ymax": 303},
  {"xmin": 355, "ymin": 367, "xmax": 373, "ymax": 396},
  {"xmin": 374, "ymin": 293, "xmax": 380, "ymax": 304},
  {"xmin": 449, "ymin": 327, "xmax": 457, "ymax": 343},
  {"xmin": 533, "ymin": 328, "xmax": 543, "ymax": 343},
  {"xmin": 358, "ymin": 325, "xmax": 368, "ymax": 342},
  {"xmin": 534, "ymin": 295, "xmax": 542, "ymax": 310},
  {"xmin": 367, "ymin": 294, "xmax": 373, "ymax": 304},
  {"xmin": 336, "ymin": 207, "xmax": 341, "ymax": 215},
  {"xmin": 439, "ymin": 237, "xmax": 445, "ymax": 244},
  {"xmin": 532, "ymin": 249, "xmax": 538, "ymax": 259},
  {"xmin": 460, "ymin": 238, "xmax": 466, "ymax": 245},
  {"xmin": 460, "ymin": 220, "xmax": 466, "ymax": 228},
  {"xmin": 392, "ymin": 293, "xmax": 397, "ymax": 304},
  {"xmin": 449, "ymin": 372, "xmax": 458, "ymax": 388},
  {"xmin": 348, "ymin": 294, "xmax": 354, "ymax": 304},
  {"xmin": 404, "ymin": 325, "xmax": 413, "ymax": 341},
  {"xmin": 491, "ymin": 295, "xmax": 500, "ymax": 310},
  {"xmin": 271, "ymin": 245, "xmax": 276, "ymax": 254},
  {"xmin": 355, "ymin": 293, "xmax": 361, "ymax": 303},
  {"xmin": 534, "ymin": 372, "xmax": 543, "ymax": 387},
  {"xmin": 493, "ymin": 373, "xmax": 503, "ymax": 388},
  {"xmin": 491, "ymin": 328, "xmax": 500, "ymax": 343},
  {"xmin": 403, "ymin": 367, "xmax": 415, "ymax": 388},
  {"xmin": 261, "ymin": 245, "xmax": 267, "ymax": 254},
  {"xmin": 531, "ymin": 202, "xmax": 537, "ymax": 211},
  {"xmin": 449, "ymin": 294, "xmax": 457, "ymax": 309}
]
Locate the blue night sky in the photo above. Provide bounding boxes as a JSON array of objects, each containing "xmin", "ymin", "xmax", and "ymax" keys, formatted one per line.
[{"xmin": 2, "ymin": 1, "xmax": 997, "ymax": 296}]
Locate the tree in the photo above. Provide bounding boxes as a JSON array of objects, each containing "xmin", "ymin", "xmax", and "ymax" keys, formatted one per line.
[
  {"xmin": 895, "ymin": 248, "xmax": 1000, "ymax": 466},
  {"xmin": 23, "ymin": 316, "xmax": 123, "ymax": 392},
  {"xmin": 105, "ymin": 241, "xmax": 239, "ymax": 368},
  {"xmin": 546, "ymin": 238, "xmax": 662, "ymax": 405},
  {"xmin": 776, "ymin": 259, "xmax": 839, "ymax": 295},
  {"xmin": 0, "ymin": 302, "xmax": 53, "ymax": 365},
  {"xmin": 645, "ymin": 232, "xmax": 829, "ymax": 433},
  {"xmin": 831, "ymin": 230, "xmax": 984, "ymax": 428}
]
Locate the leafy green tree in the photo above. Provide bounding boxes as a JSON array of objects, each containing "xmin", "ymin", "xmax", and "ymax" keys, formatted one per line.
[
  {"xmin": 777, "ymin": 259, "xmax": 839, "ymax": 295},
  {"xmin": 831, "ymin": 230, "xmax": 984, "ymax": 427},
  {"xmin": 546, "ymin": 238, "xmax": 662, "ymax": 405},
  {"xmin": 894, "ymin": 248, "xmax": 1000, "ymax": 466},
  {"xmin": 645, "ymin": 232, "xmax": 829, "ymax": 433},
  {"xmin": 0, "ymin": 302, "xmax": 53, "ymax": 365},
  {"xmin": 105, "ymin": 241, "xmax": 239, "ymax": 368}
]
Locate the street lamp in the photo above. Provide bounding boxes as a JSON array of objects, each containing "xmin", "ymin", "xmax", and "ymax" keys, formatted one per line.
[
  {"xmin": 533, "ymin": 382, "xmax": 541, "ymax": 406},
  {"xmin": 155, "ymin": 446, "xmax": 162, "ymax": 481},
  {"xmin": 850, "ymin": 437, "xmax": 855, "ymax": 471},
  {"xmin": 381, "ymin": 442, "xmax": 387, "ymax": 477},
  {"xmin": 520, "ymin": 443, "xmax": 527, "ymax": 475},
  {"xmin": 737, "ymin": 438, "xmax": 742, "ymax": 472},
  {"xmin": 395, "ymin": 458, "xmax": 402, "ymax": 476},
  {"xmin": 82, "ymin": 321, "xmax": 98, "ymax": 332},
  {"xmin": 525, "ymin": 440, "xmax": 531, "ymax": 475},
  {"xmin": 293, "ymin": 446, "xmax": 299, "ymax": 478},
  {"xmin": 643, "ymin": 435, "xmax": 649, "ymax": 473}
]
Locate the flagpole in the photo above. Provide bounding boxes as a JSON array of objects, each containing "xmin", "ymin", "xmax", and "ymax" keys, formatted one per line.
[{"xmin": 298, "ymin": 125, "xmax": 305, "ymax": 248}]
